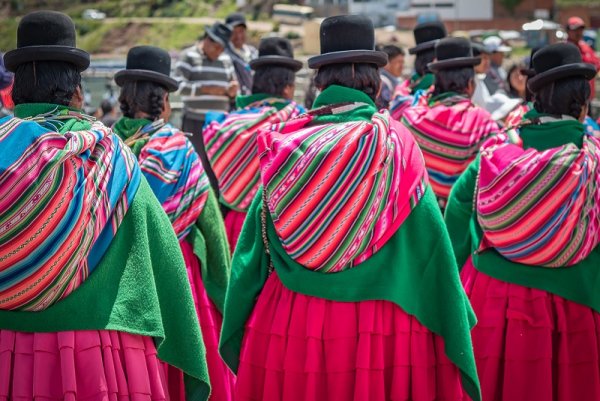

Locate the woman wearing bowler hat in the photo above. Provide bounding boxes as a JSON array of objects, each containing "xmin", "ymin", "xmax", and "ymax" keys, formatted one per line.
[
  {"xmin": 201, "ymin": 36, "xmax": 304, "ymax": 252},
  {"xmin": 219, "ymin": 15, "xmax": 481, "ymax": 401},
  {"xmin": 0, "ymin": 12, "xmax": 210, "ymax": 401},
  {"xmin": 401, "ymin": 37, "xmax": 500, "ymax": 211},
  {"xmin": 445, "ymin": 42, "xmax": 600, "ymax": 401},
  {"xmin": 389, "ymin": 20, "xmax": 447, "ymax": 120},
  {"xmin": 112, "ymin": 45, "xmax": 234, "ymax": 401}
]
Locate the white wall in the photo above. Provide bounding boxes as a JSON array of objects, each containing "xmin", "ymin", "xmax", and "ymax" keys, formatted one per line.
[{"xmin": 397, "ymin": 0, "xmax": 493, "ymax": 21}]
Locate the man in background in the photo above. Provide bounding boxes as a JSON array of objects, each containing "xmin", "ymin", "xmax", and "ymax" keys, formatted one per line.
[
  {"xmin": 378, "ymin": 44, "xmax": 404, "ymax": 107},
  {"xmin": 566, "ymin": 16, "xmax": 600, "ymax": 100},
  {"xmin": 224, "ymin": 13, "xmax": 257, "ymax": 95},
  {"xmin": 483, "ymin": 36, "xmax": 511, "ymax": 94},
  {"xmin": 175, "ymin": 22, "xmax": 239, "ymax": 149}
]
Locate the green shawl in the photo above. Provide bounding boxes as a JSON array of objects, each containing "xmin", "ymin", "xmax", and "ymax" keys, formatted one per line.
[
  {"xmin": 219, "ymin": 88, "xmax": 481, "ymax": 401},
  {"xmin": 4, "ymin": 105, "xmax": 211, "ymax": 401},
  {"xmin": 445, "ymin": 112, "xmax": 600, "ymax": 315},
  {"xmin": 114, "ymin": 116, "xmax": 231, "ymax": 312}
]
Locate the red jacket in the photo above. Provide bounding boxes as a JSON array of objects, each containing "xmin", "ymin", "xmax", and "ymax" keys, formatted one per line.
[{"xmin": 576, "ymin": 40, "xmax": 600, "ymax": 99}]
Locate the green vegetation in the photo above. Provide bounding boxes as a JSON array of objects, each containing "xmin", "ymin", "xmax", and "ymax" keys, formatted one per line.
[{"xmin": 7, "ymin": 0, "xmax": 237, "ymax": 18}]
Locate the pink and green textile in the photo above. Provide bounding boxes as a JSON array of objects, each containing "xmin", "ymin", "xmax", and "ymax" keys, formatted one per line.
[
  {"xmin": 258, "ymin": 110, "xmax": 427, "ymax": 272},
  {"xmin": 476, "ymin": 112, "xmax": 600, "ymax": 267},
  {"xmin": 203, "ymin": 98, "xmax": 302, "ymax": 212},
  {"xmin": 402, "ymin": 92, "xmax": 499, "ymax": 208},
  {"xmin": 0, "ymin": 104, "xmax": 140, "ymax": 311}
]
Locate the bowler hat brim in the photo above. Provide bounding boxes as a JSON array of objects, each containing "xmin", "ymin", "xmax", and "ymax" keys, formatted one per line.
[
  {"xmin": 4, "ymin": 45, "xmax": 90, "ymax": 72},
  {"xmin": 527, "ymin": 63, "xmax": 597, "ymax": 92},
  {"xmin": 205, "ymin": 28, "xmax": 227, "ymax": 47},
  {"xmin": 308, "ymin": 50, "xmax": 387, "ymax": 69},
  {"xmin": 427, "ymin": 56, "xmax": 481, "ymax": 72},
  {"xmin": 250, "ymin": 56, "xmax": 303, "ymax": 71},
  {"xmin": 408, "ymin": 40, "xmax": 440, "ymax": 55},
  {"xmin": 114, "ymin": 69, "xmax": 179, "ymax": 92}
]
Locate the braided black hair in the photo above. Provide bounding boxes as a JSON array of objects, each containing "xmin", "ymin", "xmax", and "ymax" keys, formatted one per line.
[
  {"xmin": 533, "ymin": 77, "xmax": 590, "ymax": 119},
  {"xmin": 118, "ymin": 80, "xmax": 167, "ymax": 121},
  {"xmin": 12, "ymin": 61, "xmax": 81, "ymax": 106}
]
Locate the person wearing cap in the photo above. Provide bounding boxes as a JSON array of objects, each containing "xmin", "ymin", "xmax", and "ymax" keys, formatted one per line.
[
  {"xmin": 201, "ymin": 37, "xmax": 304, "ymax": 252},
  {"xmin": 401, "ymin": 37, "xmax": 500, "ymax": 210},
  {"xmin": 471, "ymin": 43, "xmax": 523, "ymax": 124},
  {"xmin": 111, "ymin": 45, "xmax": 234, "ymax": 401},
  {"xmin": 0, "ymin": 11, "xmax": 211, "ymax": 401},
  {"xmin": 175, "ymin": 22, "xmax": 239, "ymax": 146},
  {"xmin": 377, "ymin": 44, "xmax": 405, "ymax": 108},
  {"xmin": 482, "ymin": 36, "xmax": 512, "ymax": 95},
  {"xmin": 566, "ymin": 16, "xmax": 600, "ymax": 100},
  {"xmin": 389, "ymin": 20, "xmax": 446, "ymax": 120},
  {"xmin": 219, "ymin": 15, "xmax": 480, "ymax": 401},
  {"xmin": 226, "ymin": 12, "xmax": 258, "ymax": 63},
  {"xmin": 445, "ymin": 42, "xmax": 600, "ymax": 401}
]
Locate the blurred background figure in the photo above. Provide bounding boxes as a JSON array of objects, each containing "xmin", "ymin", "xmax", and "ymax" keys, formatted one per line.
[
  {"xmin": 175, "ymin": 22, "xmax": 239, "ymax": 145},
  {"xmin": 565, "ymin": 16, "xmax": 600, "ymax": 101},
  {"xmin": 507, "ymin": 62, "xmax": 527, "ymax": 100},
  {"xmin": 0, "ymin": 52, "xmax": 14, "ymax": 116},
  {"xmin": 226, "ymin": 13, "xmax": 258, "ymax": 63},
  {"xmin": 483, "ymin": 36, "xmax": 512, "ymax": 94},
  {"xmin": 224, "ymin": 12, "xmax": 255, "ymax": 95},
  {"xmin": 378, "ymin": 44, "xmax": 405, "ymax": 108},
  {"xmin": 99, "ymin": 98, "xmax": 119, "ymax": 127}
]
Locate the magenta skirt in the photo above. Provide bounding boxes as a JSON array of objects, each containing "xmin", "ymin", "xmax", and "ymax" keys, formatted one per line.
[
  {"xmin": 235, "ymin": 273, "xmax": 466, "ymax": 401},
  {"xmin": 178, "ymin": 241, "xmax": 235, "ymax": 401},
  {"xmin": 461, "ymin": 258, "xmax": 600, "ymax": 401},
  {"xmin": 224, "ymin": 210, "xmax": 247, "ymax": 254},
  {"xmin": 0, "ymin": 329, "xmax": 168, "ymax": 401}
]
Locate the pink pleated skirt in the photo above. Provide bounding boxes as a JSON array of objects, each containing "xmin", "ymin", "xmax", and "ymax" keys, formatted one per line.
[
  {"xmin": 223, "ymin": 210, "xmax": 247, "ymax": 254},
  {"xmin": 178, "ymin": 241, "xmax": 235, "ymax": 401},
  {"xmin": 235, "ymin": 273, "xmax": 466, "ymax": 401},
  {"xmin": 461, "ymin": 258, "xmax": 600, "ymax": 401},
  {"xmin": 0, "ymin": 329, "xmax": 168, "ymax": 401}
]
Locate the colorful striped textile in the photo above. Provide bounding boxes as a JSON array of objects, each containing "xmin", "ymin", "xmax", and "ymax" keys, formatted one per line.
[
  {"xmin": 120, "ymin": 121, "xmax": 211, "ymax": 240},
  {"xmin": 203, "ymin": 99, "xmax": 302, "ymax": 212},
  {"xmin": 257, "ymin": 111, "xmax": 427, "ymax": 273},
  {"xmin": 0, "ymin": 113, "xmax": 140, "ymax": 311},
  {"xmin": 389, "ymin": 87, "xmax": 430, "ymax": 121},
  {"xmin": 476, "ymin": 129, "xmax": 600, "ymax": 267},
  {"xmin": 402, "ymin": 93, "xmax": 499, "ymax": 208}
]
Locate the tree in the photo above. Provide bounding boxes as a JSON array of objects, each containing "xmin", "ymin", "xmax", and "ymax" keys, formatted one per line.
[{"xmin": 500, "ymin": 0, "xmax": 523, "ymax": 15}]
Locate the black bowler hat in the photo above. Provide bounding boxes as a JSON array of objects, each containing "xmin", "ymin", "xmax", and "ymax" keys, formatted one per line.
[
  {"xmin": 226, "ymin": 13, "xmax": 247, "ymax": 28},
  {"xmin": 4, "ymin": 10, "xmax": 90, "ymax": 72},
  {"xmin": 307, "ymin": 15, "xmax": 387, "ymax": 69},
  {"xmin": 428, "ymin": 37, "xmax": 481, "ymax": 72},
  {"xmin": 114, "ymin": 46, "xmax": 178, "ymax": 92},
  {"xmin": 527, "ymin": 42, "xmax": 597, "ymax": 92},
  {"xmin": 204, "ymin": 22, "xmax": 232, "ymax": 47},
  {"xmin": 408, "ymin": 21, "xmax": 447, "ymax": 55},
  {"xmin": 249, "ymin": 37, "xmax": 303, "ymax": 71}
]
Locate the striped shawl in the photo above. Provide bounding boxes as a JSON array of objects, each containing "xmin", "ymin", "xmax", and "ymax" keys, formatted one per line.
[
  {"xmin": 257, "ymin": 111, "xmax": 427, "ymax": 273},
  {"xmin": 477, "ymin": 125, "xmax": 600, "ymax": 267},
  {"xmin": 203, "ymin": 99, "xmax": 302, "ymax": 211},
  {"xmin": 402, "ymin": 93, "xmax": 499, "ymax": 208},
  {"xmin": 0, "ymin": 113, "xmax": 139, "ymax": 311}
]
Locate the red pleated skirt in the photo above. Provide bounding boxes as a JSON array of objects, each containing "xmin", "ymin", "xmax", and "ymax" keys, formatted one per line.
[
  {"xmin": 235, "ymin": 273, "xmax": 466, "ymax": 401},
  {"xmin": 461, "ymin": 258, "xmax": 600, "ymax": 401},
  {"xmin": 223, "ymin": 210, "xmax": 247, "ymax": 254},
  {"xmin": 0, "ymin": 329, "xmax": 168, "ymax": 401},
  {"xmin": 177, "ymin": 241, "xmax": 235, "ymax": 401}
]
